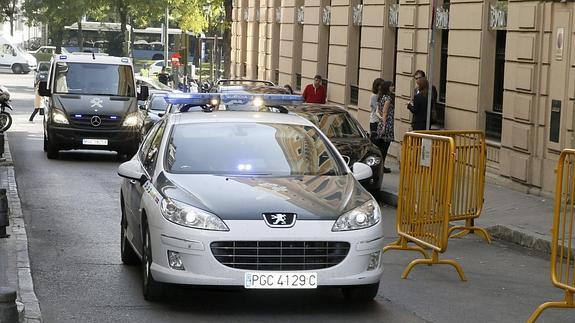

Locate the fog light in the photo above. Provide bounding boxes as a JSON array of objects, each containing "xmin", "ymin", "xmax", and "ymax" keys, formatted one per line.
[
  {"xmin": 367, "ymin": 251, "xmax": 381, "ymax": 271},
  {"xmin": 167, "ymin": 250, "xmax": 185, "ymax": 270}
]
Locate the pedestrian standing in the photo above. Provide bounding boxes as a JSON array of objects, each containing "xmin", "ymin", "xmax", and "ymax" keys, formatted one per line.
[
  {"xmin": 410, "ymin": 70, "xmax": 438, "ymax": 127},
  {"xmin": 283, "ymin": 84, "xmax": 294, "ymax": 94},
  {"xmin": 369, "ymin": 78, "xmax": 384, "ymax": 144},
  {"xmin": 408, "ymin": 78, "xmax": 429, "ymax": 131},
  {"xmin": 302, "ymin": 75, "xmax": 327, "ymax": 104},
  {"xmin": 29, "ymin": 82, "xmax": 42, "ymax": 122},
  {"xmin": 376, "ymin": 81, "xmax": 394, "ymax": 173},
  {"xmin": 158, "ymin": 67, "xmax": 169, "ymax": 86}
]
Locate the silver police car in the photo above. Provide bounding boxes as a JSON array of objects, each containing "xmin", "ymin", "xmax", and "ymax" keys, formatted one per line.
[{"xmin": 118, "ymin": 94, "xmax": 384, "ymax": 301}]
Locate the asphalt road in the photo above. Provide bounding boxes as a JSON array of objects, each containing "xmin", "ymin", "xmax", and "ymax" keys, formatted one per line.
[{"xmin": 2, "ymin": 70, "xmax": 573, "ymax": 323}]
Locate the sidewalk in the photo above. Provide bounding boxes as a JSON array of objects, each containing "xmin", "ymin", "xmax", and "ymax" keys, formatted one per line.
[
  {"xmin": 0, "ymin": 134, "xmax": 42, "ymax": 323},
  {"xmin": 380, "ymin": 158, "xmax": 556, "ymax": 254}
]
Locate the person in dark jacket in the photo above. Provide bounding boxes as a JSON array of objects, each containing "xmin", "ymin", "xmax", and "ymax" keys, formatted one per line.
[{"xmin": 408, "ymin": 78, "xmax": 429, "ymax": 131}]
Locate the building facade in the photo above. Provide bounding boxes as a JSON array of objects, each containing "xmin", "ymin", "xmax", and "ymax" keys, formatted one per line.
[{"xmin": 231, "ymin": 0, "xmax": 575, "ymax": 196}]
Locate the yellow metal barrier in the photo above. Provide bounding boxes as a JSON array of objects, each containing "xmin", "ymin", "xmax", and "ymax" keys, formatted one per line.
[
  {"xmin": 528, "ymin": 149, "xmax": 575, "ymax": 322},
  {"xmin": 418, "ymin": 130, "xmax": 490, "ymax": 243},
  {"xmin": 383, "ymin": 132, "xmax": 466, "ymax": 281}
]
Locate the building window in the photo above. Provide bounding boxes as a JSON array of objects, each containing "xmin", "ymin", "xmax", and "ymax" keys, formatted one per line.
[
  {"xmin": 486, "ymin": 30, "xmax": 506, "ymax": 140},
  {"xmin": 296, "ymin": 73, "xmax": 302, "ymax": 91},
  {"xmin": 350, "ymin": 85, "xmax": 359, "ymax": 105},
  {"xmin": 436, "ymin": 2, "xmax": 449, "ymax": 128}
]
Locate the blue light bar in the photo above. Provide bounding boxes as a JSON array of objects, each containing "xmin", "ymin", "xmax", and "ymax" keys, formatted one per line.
[
  {"xmin": 164, "ymin": 93, "xmax": 218, "ymax": 105},
  {"xmin": 74, "ymin": 114, "xmax": 82, "ymax": 118},
  {"xmin": 59, "ymin": 55, "xmax": 67, "ymax": 60},
  {"xmin": 110, "ymin": 116, "xmax": 117, "ymax": 120},
  {"xmin": 221, "ymin": 93, "xmax": 303, "ymax": 106}
]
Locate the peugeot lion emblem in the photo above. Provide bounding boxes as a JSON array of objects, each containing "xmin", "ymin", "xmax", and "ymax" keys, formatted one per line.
[
  {"xmin": 263, "ymin": 213, "xmax": 296, "ymax": 228},
  {"xmin": 90, "ymin": 116, "xmax": 102, "ymax": 127}
]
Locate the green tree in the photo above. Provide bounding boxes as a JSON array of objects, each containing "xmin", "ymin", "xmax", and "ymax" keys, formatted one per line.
[{"xmin": 1, "ymin": 0, "xmax": 18, "ymax": 36}]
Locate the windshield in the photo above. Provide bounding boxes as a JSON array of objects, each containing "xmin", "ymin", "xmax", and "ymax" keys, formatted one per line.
[
  {"xmin": 150, "ymin": 96, "xmax": 168, "ymax": 111},
  {"xmin": 54, "ymin": 62, "xmax": 135, "ymax": 97},
  {"xmin": 38, "ymin": 63, "xmax": 50, "ymax": 72},
  {"xmin": 166, "ymin": 122, "xmax": 345, "ymax": 176},
  {"xmin": 302, "ymin": 112, "xmax": 363, "ymax": 138}
]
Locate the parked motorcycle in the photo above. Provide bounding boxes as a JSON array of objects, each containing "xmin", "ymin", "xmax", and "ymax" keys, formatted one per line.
[{"xmin": 0, "ymin": 85, "xmax": 13, "ymax": 132}]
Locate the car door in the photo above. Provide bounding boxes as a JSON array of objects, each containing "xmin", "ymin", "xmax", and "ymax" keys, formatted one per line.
[{"xmin": 129, "ymin": 121, "xmax": 166, "ymax": 251}]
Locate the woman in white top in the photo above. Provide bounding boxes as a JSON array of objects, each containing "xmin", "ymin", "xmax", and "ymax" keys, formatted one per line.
[{"xmin": 369, "ymin": 78, "xmax": 384, "ymax": 143}]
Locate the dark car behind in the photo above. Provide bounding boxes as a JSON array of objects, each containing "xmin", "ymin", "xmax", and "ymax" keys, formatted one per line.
[
  {"xmin": 34, "ymin": 61, "xmax": 50, "ymax": 86},
  {"xmin": 140, "ymin": 91, "xmax": 169, "ymax": 137},
  {"xmin": 288, "ymin": 105, "xmax": 383, "ymax": 192}
]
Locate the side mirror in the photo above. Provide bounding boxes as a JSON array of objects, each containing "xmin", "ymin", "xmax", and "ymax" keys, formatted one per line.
[
  {"xmin": 38, "ymin": 81, "xmax": 50, "ymax": 97},
  {"xmin": 138, "ymin": 85, "xmax": 149, "ymax": 101},
  {"xmin": 352, "ymin": 162, "xmax": 373, "ymax": 181},
  {"xmin": 138, "ymin": 104, "xmax": 146, "ymax": 110},
  {"xmin": 157, "ymin": 113, "xmax": 164, "ymax": 118},
  {"xmin": 118, "ymin": 159, "xmax": 147, "ymax": 184}
]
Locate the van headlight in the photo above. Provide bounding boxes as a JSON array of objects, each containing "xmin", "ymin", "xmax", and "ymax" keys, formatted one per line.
[
  {"xmin": 122, "ymin": 113, "xmax": 142, "ymax": 127},
  {"xmin": 160, "ymin": 198, "xmax": 229, "ymax": 231},
  {"xmin": 364, "ymin": 155, "xmax": 381, "ymax": 167},
  {"xmin": 332, "ymin": 200, "xmax": 381, "ymax": 232},
  {"xmin": 52, "ymin": 109, "xmax": 69, "ymax": 124}
]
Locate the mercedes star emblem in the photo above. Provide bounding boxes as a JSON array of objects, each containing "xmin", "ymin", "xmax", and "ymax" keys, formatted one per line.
[{"xmin": 90, "ymin": 116, "xmax": 102, "ymax": 127}]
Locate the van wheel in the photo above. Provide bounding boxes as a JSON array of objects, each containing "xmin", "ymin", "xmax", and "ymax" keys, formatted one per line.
[
  {"xmin": 341, "ymin": 282, "xmax": 380, "ymax": 302},
  {"xmin": 12, "ymin": 64, "xmax": 23, "ymax": 74},
  {"xmin": 43, "ymin": 132, "xmax": 47, "ymax": 152},
  {"xmin": 46, "ymin": 137, "xmax": 59, "ymax": 159}
]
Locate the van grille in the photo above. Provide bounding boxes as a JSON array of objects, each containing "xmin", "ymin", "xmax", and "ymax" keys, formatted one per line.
[
  {"xmin": 211, "ymin": 241, "xmax": 350, "ymax": 271},
  {"xmin": 69, "ymin": 114, "xmax": 123, "ymax": 129}
]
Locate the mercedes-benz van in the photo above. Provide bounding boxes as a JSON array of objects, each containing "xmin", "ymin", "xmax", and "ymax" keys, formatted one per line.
[{"xmin": 39, "ymin": 53, "xmax": 148, "ymax": 159}]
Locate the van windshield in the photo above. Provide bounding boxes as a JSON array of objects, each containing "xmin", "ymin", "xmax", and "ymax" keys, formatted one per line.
[{"xmin": 54, "ymin": 62, "xmax": 135, "ymax": 97}]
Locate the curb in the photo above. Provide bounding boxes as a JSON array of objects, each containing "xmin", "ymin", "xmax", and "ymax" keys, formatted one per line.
[
  {"xmin": 3, "ymin": 135, "xmax": 42, "ymax": 323},
  {"xmin": 380, "ymin": 186, "xmax": 556, "ymax": 255}
]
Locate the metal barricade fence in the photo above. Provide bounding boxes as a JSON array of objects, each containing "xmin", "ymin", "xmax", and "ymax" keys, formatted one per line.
[
  {"xmin": 528, "ymin": 149, "xmax": 575, "ymax": 322},
  {"xmin": 383, "ymin": 132, "xmax": 466, "ymax": 281},
  {"xmin": 418, "ymin": 130, "xmax": 490, "ymax": 243}
]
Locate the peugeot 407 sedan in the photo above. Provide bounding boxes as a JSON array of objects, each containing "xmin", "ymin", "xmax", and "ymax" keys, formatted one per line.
[{"xmin": 118, "ymin": 110, "xmax": 384, "ymax": 301}]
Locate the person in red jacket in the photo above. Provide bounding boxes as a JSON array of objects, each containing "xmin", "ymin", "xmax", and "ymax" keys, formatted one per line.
[{"xmin": 302, "ymin": 75, "xmax": 327, "ymax": 104}]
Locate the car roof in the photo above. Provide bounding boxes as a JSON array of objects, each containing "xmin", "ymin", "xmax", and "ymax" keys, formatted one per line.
[
  {"xmin": 217, "ymin": 79, "xmax": 275, "ymax": 86},
  {"xmin": 170, "ymin": 110, "xmax": 315, "ymax": 127},
  {"xmin": 217, "ymin": 85, "xmax": 289, "ymax": 94},
  {"xmin": 51, "ymin": 53, "xmax": 132, "ymax": 65},
  {"xmin": 287, "ymin": 104, "xmax": 349, "ymax": 115}
]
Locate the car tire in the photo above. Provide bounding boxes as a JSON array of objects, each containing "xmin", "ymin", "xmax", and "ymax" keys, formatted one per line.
[
  {"xmin": 142, "ymin": 220, "xmax": 164, "ymax": 301},
  {"xmin": 43, "ymin": 132, "xmax": 47, "ymax": 152},
  {"xmin": 341, "ymin": 282, "xmax": 380, "ymax": 301},
  {"xmin": 11, "ymin": 64, "xmax": 23, "ymax": 74},
  {"xmin": 46, "ymin": 136, "xmax": 59, "ymax": 159},
  {"xmin": 121, "ymin": 199, "xmax": 139, "ymax": 266}
]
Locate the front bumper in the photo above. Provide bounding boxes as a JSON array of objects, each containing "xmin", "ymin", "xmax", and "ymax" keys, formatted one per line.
[
  {"xmin": 48, "ymin": 126, "xmax": 140, "ymax": 151},
  {"xmin": 147, "ymin": 218, "xmax": 384, "ymax": 287}
]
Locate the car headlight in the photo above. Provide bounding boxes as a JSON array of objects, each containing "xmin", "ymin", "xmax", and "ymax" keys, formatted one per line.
[
  {"xmin": 160, "ymin": 198, "xmax": 229, "ymax": 231},
  {"xmin": 52, "ymin": 109, "xmax": 69, "ymax": 124},
  {"xmin": 332, "ymin": 200, "xmax": 381, "ymax": 232},
  {"xmin": 364, "ymin": 155, "xmax": 381, "ymax": 167},
  {"xmin": 122, "ymin": 113, "xmax": 142, "ymax": 127}
]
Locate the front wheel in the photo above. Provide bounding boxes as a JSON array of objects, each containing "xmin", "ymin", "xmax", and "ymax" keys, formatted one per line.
[
  {"xmin": 142, "ymin": 221, "xmax": 164, "ymax": 301},
  {"xmin": 0, "ymin": 112, "xmax": 12, "ymax": 132},
  {"xmin": 341, "ymin": 282, "xmax": 380, "ymax": 301},
  {"xmin": 45, "ymin": 135, "xmax": 59, "ymax": 159}
]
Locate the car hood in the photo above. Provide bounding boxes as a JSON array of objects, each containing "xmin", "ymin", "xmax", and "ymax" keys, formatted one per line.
[
  {"xmin": 329, "ymin": 137, "xmax": 380, "ymax": 164},
  {"xmin": 53, "ymin": 94, "xmax": 136, "ymax": 115},
  {"xmin": 157, "ymin": 172, "xmax": 372, "ymax": 221}
]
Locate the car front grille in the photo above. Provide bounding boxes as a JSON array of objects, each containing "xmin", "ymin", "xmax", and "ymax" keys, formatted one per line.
[
  {"xmin": 69, "ymin": 115, "xmax": 123, "ymax": 130},
  {"xmin": 211, "ymin": 241, "xmax": 350, "ymax": 271}
]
